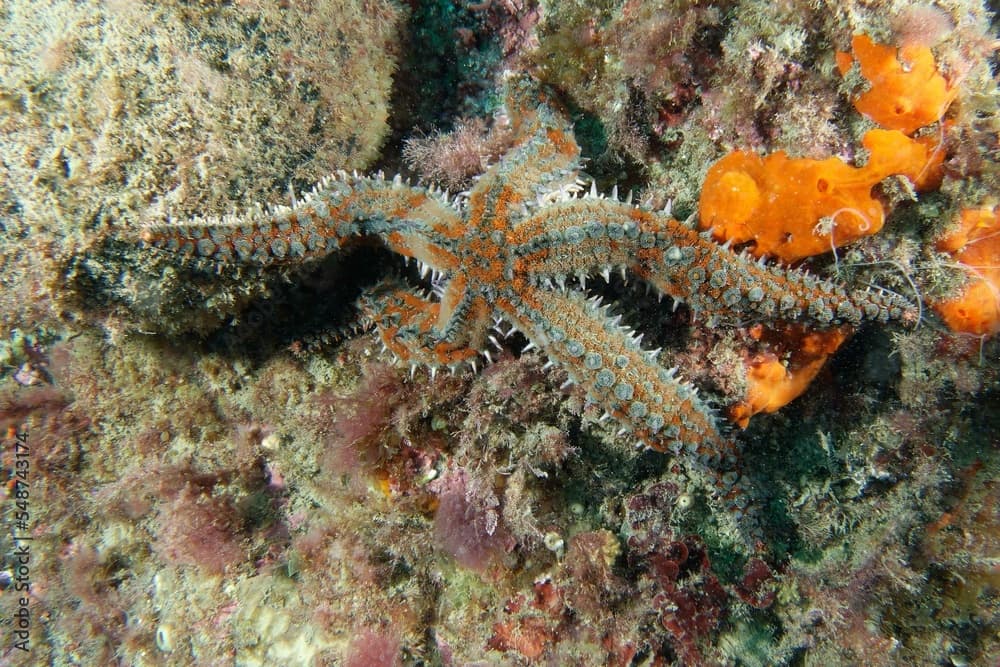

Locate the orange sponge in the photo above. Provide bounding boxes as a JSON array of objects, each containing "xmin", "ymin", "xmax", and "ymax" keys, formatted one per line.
[
  {"xmin": 699, "ymin": 150, "xmax": 885, "ymax": 262},
  {"xmin": 699, "ymin": 33, "xmax": 953, "ymax": 263},
  {"xmin": 861, "ymin": 128, "xmax": 945, "ymax": 192},
  {"xmin": 933, "ymin": 207, "xmax": 1000, "ymax": 336},
  {"xmin": 730, "ymin": 325, "xmax": 850, "ymax": 428},
  {"xmin": 699, "ymin": 129, "xmax": 944, "ymax": 262},
  {"xmin": 836, "ymin": 34, "xmax": 956, "ymax": 135},
  {"xmin": 699, "ymin": 151, "xmax": 885, "ymax": 262}
]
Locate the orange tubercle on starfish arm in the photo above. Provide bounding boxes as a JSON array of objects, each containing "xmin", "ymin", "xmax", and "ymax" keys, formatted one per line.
[{"xmin": 546, "ymin": 127, "xmax": 580, "ymax": 158}]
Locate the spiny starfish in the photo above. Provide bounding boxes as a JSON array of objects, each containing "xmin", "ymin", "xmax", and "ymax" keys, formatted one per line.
[{"xmin": 141, "ymin": 76, "xmax": 913, "ymax": 541}]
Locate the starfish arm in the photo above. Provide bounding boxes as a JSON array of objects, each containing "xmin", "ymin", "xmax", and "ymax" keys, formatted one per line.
[
  {"xmin": 687, "ymin": 462, "xmax": 765, "ymax": 550},
  {"xmin": 361, "ymin": 280, "xmax": 489, "ymax": 369},
  {"xmin": 634, "ymin": 226, "xmax": 916, "ymax": 326},
  {"xmin": 141, "ymin": 172, "xmax": 461, "ymax": 273},
  {"xmin": 510, "ymin": 199, "xmax": 654, "ymax": 280},
  {"xmin": 498, "ymin": 284, "xmax": 728, "ymax": 456},
  {"xmin": 511, "ymin": 199, "xmax": 913, "ymax": 327},
  {"xmin": 465, "ymin": 78, "xmax": 582, "ymax": 235},
  {"xmin": 500, "ymin": 285, "xmax": 768, "ymax": 547},
  {"xmin": 498, "ymin": 285, "xmax": 769, "ymax": 547},
  {"xmin": 434, "ymin": 273, "xmax": 495, "ymax": 348}
]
